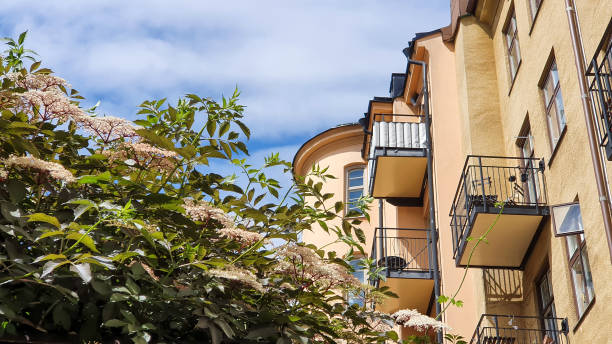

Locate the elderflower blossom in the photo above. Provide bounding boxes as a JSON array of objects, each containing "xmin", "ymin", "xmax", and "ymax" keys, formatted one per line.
[
  {"xmin": 0, "ymin": 168, "xmax": 7, "ymax": 180},
  {"xmin": 183, "ymin": 199, "xmax": 233, "ymax": 227},
  {"xmin": 207, "ymin": 265, "xmax": 265, "ymax": 293},
  {"xmin": 4, "ymin": 155, "xmax": 76, "ymax": 183},
  {"xmin": 78, "ymin": 115, "xmax": 139, "ymax": 143},
  {"xmin": 20, "ymin": 89, "xmax": 86, "ymax": 122},
  {"xmin": 218, "ymin": 227, "xmax": 264, "ymax": 246},
  {"xmin": 103, "ymin": 141, "xmax": 178, "ymax": 173},
  {"xmin": 6, "ymin": 72, "xmax": 69, "ymax": 91},
  {"xmin": 274, "ymin": 244, "xmax": 360, "ymax": 290},
  {"xmin": 392, "ymin": 309, "xmax": 450, "ymax": 333}
]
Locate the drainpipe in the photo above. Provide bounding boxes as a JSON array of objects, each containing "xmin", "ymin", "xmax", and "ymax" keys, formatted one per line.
[
  {"xmin": 565, "ymin": 0, "xmax": 612, "ymax": 263},
  {"xmin": 407, "ymin": 59, "xmax": 443, "ymax": 344}
]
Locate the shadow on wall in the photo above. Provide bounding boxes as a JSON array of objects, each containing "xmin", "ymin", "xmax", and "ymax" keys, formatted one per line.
[{"xmin": 483, "ymin": 268, "xmax": 524, "ymax": 303}]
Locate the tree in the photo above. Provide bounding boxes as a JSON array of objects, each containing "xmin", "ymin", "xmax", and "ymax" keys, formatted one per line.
[{"xmin": 0, "ymin": 33, "xmax": 400, "ymax": 343}]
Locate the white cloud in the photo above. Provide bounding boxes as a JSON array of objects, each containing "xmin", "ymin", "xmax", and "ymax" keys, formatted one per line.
[{"xmin": 0, "ymin": 0, "xmax": 449, "ymax": 143}]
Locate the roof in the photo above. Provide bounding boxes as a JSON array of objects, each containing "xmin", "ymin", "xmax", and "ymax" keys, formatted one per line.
[
  {"xmin": 389, "ymin": 73, "xmax": 407, "ymax": 98},
  {"xmin": 292, "ymin": 123, "xmax": 361, "ymax": 176}
]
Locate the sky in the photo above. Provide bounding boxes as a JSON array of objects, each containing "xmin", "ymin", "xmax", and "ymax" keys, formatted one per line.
[{"xmin": 0, "ymin": 0, "xmax": 450, "ymax": 190}]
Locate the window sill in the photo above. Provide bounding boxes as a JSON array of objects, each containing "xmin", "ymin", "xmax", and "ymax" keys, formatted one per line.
[
  {"xmin": 573, "ymin": 296, "xmax": 596, "ymax": 332},
  {"xmin": 547, "ymin": 126, "xmax": 568, "ymax": 167},
  {"xmin": 508, "ymin": 60, "xmax": 522, "ymax": 95}
]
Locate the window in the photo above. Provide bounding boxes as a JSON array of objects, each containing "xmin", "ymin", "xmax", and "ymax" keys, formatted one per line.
[
  {"xmin": 346, "ymin": 166, "xmax": 364, "ymax": 214},
  {"xmin": 542, "ymin": 60, "xmax": 567, "ymax": 149},
  {"xmin": 552, "ymin": 203, "xmax": 595, "ymax": 317},
  {"xmin": 566, "ymin": 233, "xmax": 595, "ymax": 316},
  {"xmin": 517, "ymin": 123, "xmax": 540, "ymax": 203},
  {"xmin": 504, "ymin": 8, "xmax": 522, "ymax": 82},
  {"xmin": 536, "ymin": 268, "xmax": 559, "ymax": 341},
  {"xmin": 348, "ymin": 259, "xmax": 366, "ymax": 307},
  {"xmin": 528, "ymin": 0, "xmax": 543, "ymax": 22}
]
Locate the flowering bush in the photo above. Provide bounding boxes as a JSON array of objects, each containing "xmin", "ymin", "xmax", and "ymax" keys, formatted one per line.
[{"xmin": 0, "ymin": 33, "xmax": 401, "ymax": 343}]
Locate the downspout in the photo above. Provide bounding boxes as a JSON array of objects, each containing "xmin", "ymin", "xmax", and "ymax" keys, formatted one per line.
[
  {"xmin": 565, "ymin": 0, "xmax": 612, "ymax": 262},
  {"xmin": 407, "ymin": 59, "xmax": 443, "ymax": 344}
]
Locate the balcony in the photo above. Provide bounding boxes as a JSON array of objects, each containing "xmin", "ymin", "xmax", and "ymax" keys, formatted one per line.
[
  {"xmin": 586, "ymin": 30, "xmax": 612, "ymax": 160},
  {"xmin": 364, "ymin": 113, "xmax": 428, "ymax": 204},
  {"xmin": 371, "ymin": 228, "xmax": 434, "ymax": 315},
  {"xmin": 470, "ymin": 314, "xmax": 569, "ymax": 344},
  {"xmin": 450, "ymin": 156, "xmax": 548, "ymax": 268}
]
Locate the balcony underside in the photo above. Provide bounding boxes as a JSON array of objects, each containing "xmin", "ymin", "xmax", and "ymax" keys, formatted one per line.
[
  {"xmin": 377, "ymin": 277, "xmax": 434, "ymax": 315},
  {"xmin": 456, "ymin": 206, "xmax": 547, "ymax": 268},
  {"xmin": 370, "ymin": 148, "xmax": 427, "ymax": 199}
]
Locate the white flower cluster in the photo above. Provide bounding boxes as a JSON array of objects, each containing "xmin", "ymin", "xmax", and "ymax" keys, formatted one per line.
[
  {"xmin": 183, "ymin": 199, "xmax": 264, "ymax": 247},
  {"xmin": 183, "ymin": 199, "xmax": 231, "ymax": 225},
  {"xmin": 207, "ymin": 265, "xmax": 265, "ymax": 293},
  {"xmin": 218, "ymin": 227, "xmax": 264, "ymax": 246},
  {"xmin": 274, "ymin": 244, "xmax": 361, "ymax": 290},
  {"xmin": 6, "ymin": 72, "xmax": 69, "ymax": 91},
  {"xmin": 103, "ymin": 141, "xmax": 177, "ymax": 172},
  {"xmin": 7, "ymin": 73, "xmax": 140, "ymax": 142},
  {"xmin": 4, "ymin": 155, "xmax": 76, "ymax": 183},
  {"xmin": 392, "ymin": 309, "xmax": 450, "ymax": 333},
  {"xmin": 78, "ymin": 115, "xmax": 139, "ymax": 143}
]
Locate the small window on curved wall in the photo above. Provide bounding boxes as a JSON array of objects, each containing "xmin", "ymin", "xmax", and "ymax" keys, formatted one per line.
[{"xmin": 346, "ymin": 166, "xmax": 365, "ymax": 214}]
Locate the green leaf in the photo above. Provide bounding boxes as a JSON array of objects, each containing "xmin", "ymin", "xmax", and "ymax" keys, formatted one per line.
[
  {"xmin": 52, "ymin": 305, "xmax": 71, "ymax": 330},
  {"xmin": 103, "ymin": 319, "xmax": 127, "ymax": 328},
  {"xmin": 6, "ymin": 180, "xmax": 26, "ymax": 203},
  {"xmin": 33, "ymin": 254, "xmax": 66, "ymax": 263},
  {"xmin": 78, "ymin": 171, "xmax": 111, "ymax": 184},
  {"xmin": 28, "ymin": 213, "xmax": 61, "ymax": 228},
  {"xmin": 70, "ymin": 263, "xmax": 92, "ymax": 283},
  {"xmin": 334, "ymin": 201, "xmax": 343, "ymax": 213},
  {"xmin": 17, "ymin": 31, "xmax": 27, "ymax": 45},
  {"xmin": 66, "ymin": 232, "xmax": 100, "ymax": 253},
  {"xmin": 37, "ymin": 230, "xmax": 65, "ymax": 240},
  {"xmin": 41, "ymin": 260, "xmax": 70, "ymax": 277},
  {"xmin": 135, "ymin": 128, "xmax": 175, "ymax": 151},
  {"xmin": 29, "ymin": 61, "xmax": 41, "ymax": 72}
]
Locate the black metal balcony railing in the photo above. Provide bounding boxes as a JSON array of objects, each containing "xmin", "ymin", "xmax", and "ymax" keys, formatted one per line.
[
  {"xmin": 470, "ymin": 314, "xmax": 569, "ymax": 344},
  {"xmin": 587, "ymin": 37, "xmax": 612, "ymax": 159},
  {"xmin": 450, "ymin": 156, "xmax": 548, "ymax": 258},
  {"xmin": 370, "ymin": 227, "xmax": 432, "ymax": 279}
]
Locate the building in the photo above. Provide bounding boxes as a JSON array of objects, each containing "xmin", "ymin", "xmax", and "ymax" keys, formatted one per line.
[{"xmin": 293, "ymin": 0, "xmax": 612, "ymax": 343}]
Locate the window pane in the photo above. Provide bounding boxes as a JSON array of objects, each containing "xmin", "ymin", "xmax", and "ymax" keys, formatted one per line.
[
  {"xmin": 566, "ymin": 234, "xmax": 581, "ymax": 257},
  {"xmin": 513, "ymin": 38, "xmax": 521, "ymax": 65},
  {"xmin": 552, "ymin": 203, "xmax": 583, "ymax": 236},
  {"xmin": 548, "ymin": 107, "xmax": 561, "ymax": 144},
  {"xmin": 348, "ymin": 177, "xmax": 363, "ymax": 188},
  {"xmin": 538, "ymin": 273, "xmax": 552, "ymax": 308},
  {"xmin": 554, "ymin": 89, "xmax": 566, "ymax": 131},
  {"xmin": 581, "ymin": 248, "xmax": 595, "ymax": 304},
  {"xmin": 543, "ymin": 77, "xmax": 554, "ymax": 105},
  {"xmin": 348, "ymin": 169, "xmax": 363, "ymax": 180},
  {"xmin": 570, "ymin": 257, "xmax": 591, "ymax": 316},
  {"xmin": 348, "ymin": 260, "xmax": 365, "ymax": 307},
  {"xmin": 551, "ymin": 62, "xmax": 560, "ymax": 87},
  {"xmin": 348, "ymin": 190, "xmax": 362, "ymax": 201}
]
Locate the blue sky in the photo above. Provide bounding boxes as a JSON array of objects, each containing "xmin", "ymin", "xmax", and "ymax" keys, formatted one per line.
[{"xmin": 1, "ymin": 0, "xmax": 449, "ymax": 189}]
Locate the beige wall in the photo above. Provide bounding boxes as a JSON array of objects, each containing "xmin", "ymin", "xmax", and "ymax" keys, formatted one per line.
[
  {"xmin": 295, "ymin": 1, "xmax": 612, "ymax": 342},
  {"xmin": 294, "ymin": 125, "xmax": 377, "ymax": 257},
  {"xmin": 410, "ymin": 32, "xmax": 485, "ymax": 339},
  {"xmin": 451, "ymin": 0, "xmax": 612, "ymax": 342}
]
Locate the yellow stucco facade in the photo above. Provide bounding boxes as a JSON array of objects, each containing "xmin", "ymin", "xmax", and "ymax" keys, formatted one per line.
[{"xmin": 294, "ymin": 0, "xmax": 612, "ymax": 342}]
